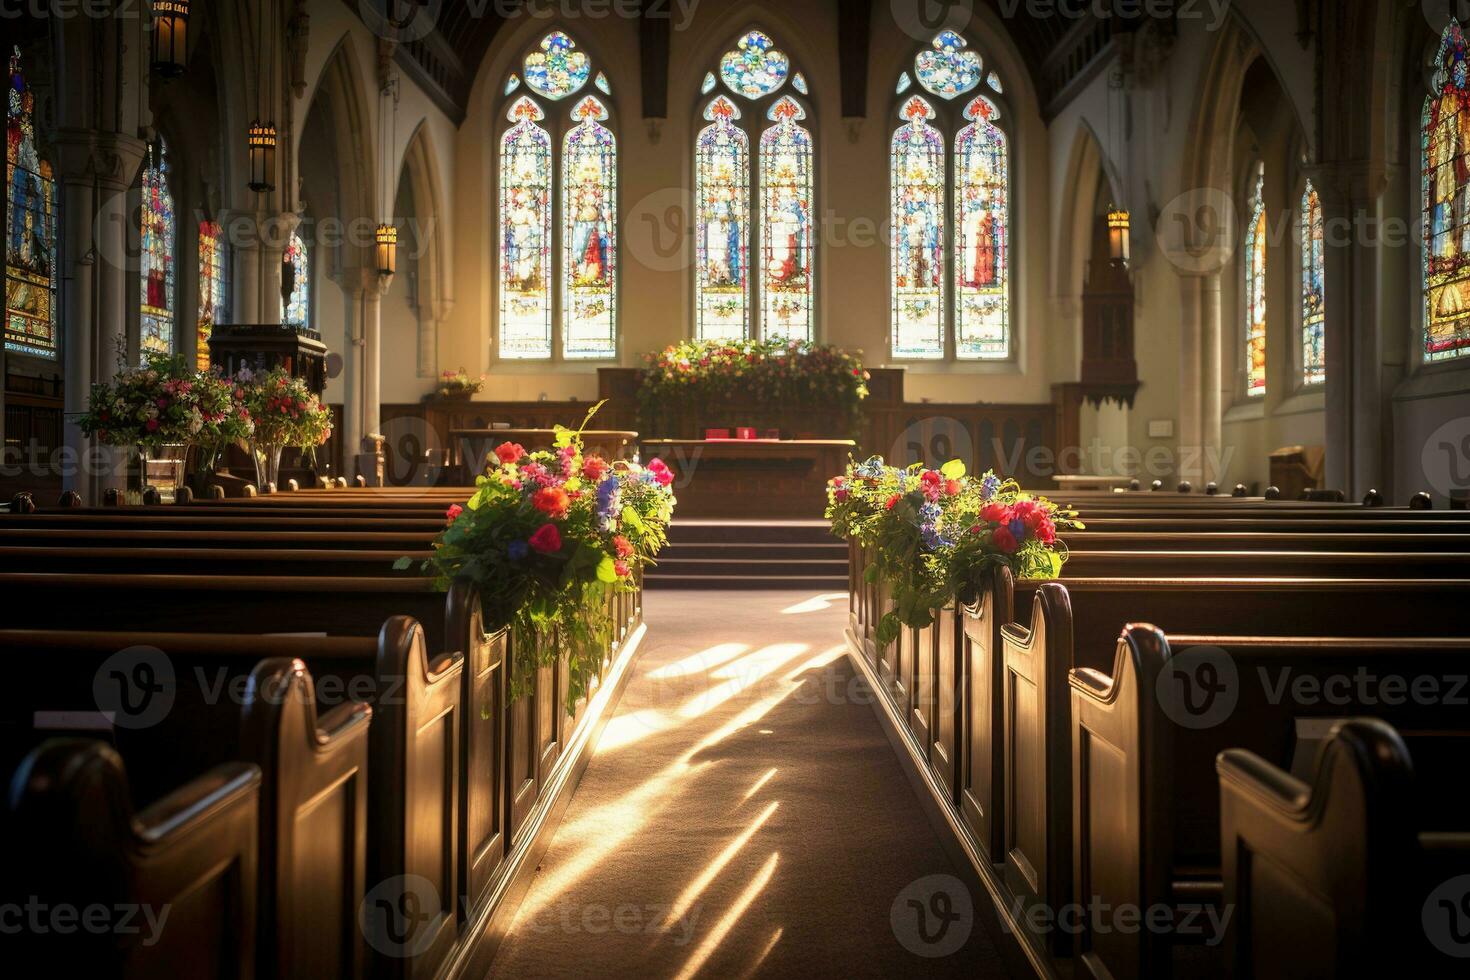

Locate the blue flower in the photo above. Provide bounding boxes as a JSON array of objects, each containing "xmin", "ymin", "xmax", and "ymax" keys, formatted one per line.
[
  {"xmin": 1008, "ymin": 517, "xmax": 1026, "ymax": 541},
  {"xmin": 596, "ymin": 474, "xmax": 621, "ymax": 518},
  {"xmin": 919, "ymin": 502, "xmax": 942, "ymax": 523},
  {"xmin": 507, "ymin": 540, "xmax": 529, "ymax": 560},
  {"xmin": 980, "ymin": 474, "xmax": 1001, "ymax": 501}
]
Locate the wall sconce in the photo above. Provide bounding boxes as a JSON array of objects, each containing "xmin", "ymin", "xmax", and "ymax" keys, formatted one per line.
[
  {"xmin": 247, "ymin": 120, "xmax": 277, "ymax": 192},
  {"xmin": 1107, "ymin": 204, "xmax": 1131, "ymax": 267},
  {"xmin": 375, "ymin": 223, "xmax": 398, "ymax": 277},
  {"xmin": 150, "ymin": 0, "xmax": 189, "ymax": 78}
]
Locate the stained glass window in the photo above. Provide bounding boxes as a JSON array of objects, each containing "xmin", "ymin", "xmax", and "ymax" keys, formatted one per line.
[
  {"xmin": 1300, "ymin": 181, "xmax": 1326, "ymax": 385},
  {"xmin": 563, "ymin": 96, "xmax": 616, "ymax": 358},
  {"xmin": 1244, "ymin": 165, "xmax": 1267, "ymax": 396},
  {"xmin": 695, "ymin": 96, "xmax": 749, "ymax": 340},
  {"xmin": 594, "ymin": 71, "xmax": 610, "ymax": 95},
  {"xmin": 792, "ymin": 72, "xmax": 808, "ymax": 95},
  {"xmin": 283, "ymin": 231, "xmax": 309, "ymax": 327},
  {"xmin": 500, "ymin": 96, "xmax": 552, "ymax": 358},
  {"xmin": 139, "ymin": 139, "xmax": 176, "ymax": 359},
  {"xmin": 198, "ymin": 219, "xmax": 227, "ymax": 371},
  {"xmin": 987, "ymin": 71, "xmax": 1003, "ymax": 94},
  {"xmin": 891, "ymin": 96, "xmax": 945, "ymax": 358},
  {"xmin": 523, "ymin": 30, "xmax": 589, "ymax": 100},
  {"xmin": 701, "ymin": 72, "xmax": 716, "ymax": 95},
  {"xmin": 760, "ymin": 97, "xmax": 813, "ymax": 341},
  {"xmin": 6, "ymin": 45, "xmax": 58, "ymax": 358},
  {"xmin": 1423, "ymin": 20, "xmax": 1470, "ymax": 362},
  {"xmin": 504, "ymin": 74, "xmax": 520, "ymax": 96},
  {"xmin": 954, "ymin": 96, "xmax": 1008, "ymax": 359},
  {"xmin": 896, "ymin": 72, "xmax": 912, "ymax": 95},
  {"xmin": 915, "ymin": 30, "xmax": 981, "ymax": 101},
  {"xmin": 720, "ymin": 30, "xmax": 789, "ymax": 99}
]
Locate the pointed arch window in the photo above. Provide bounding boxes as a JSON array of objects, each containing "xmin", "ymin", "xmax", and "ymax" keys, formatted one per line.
[
  {"xmin": 694, "ymin": 30, "xmax": 814, "ymax": 342},
  {"xmin": 890, "ymin": 32, "xmax": 1011, "ymax": 360},
  {"xmin": 497, "ymin": 31, "xmax": 617, "ymax": 360},
  {"xmin": 1244, "ymin": 164, "xmax": 1267, "ymax": 396},
  {"xmin": 1423, "ymin": 20, "xmax": 1470, "ymax": 362},
  {"xmin": 198, "ymin": 219, "xmax": 228, "ymax": 371},
  {"xmin": 1299, "ymin": 181, "xmax": 1325, "ymax": 385},
  {"xmin": 139, "ymin": 138, "xmax": 177, "ymax": 359},
  {"xmin": 6, "ymin": 45, "xmax": 59, "ymax": 359},
  {"xmin": 282, "ymin": 231, "xmax": 309, "ymax": 327}
]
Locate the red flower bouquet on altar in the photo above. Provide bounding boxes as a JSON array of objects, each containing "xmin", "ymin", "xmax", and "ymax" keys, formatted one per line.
[{"xmin": 408, "ymin": 402, "xmax": 677, "ymax": 709}]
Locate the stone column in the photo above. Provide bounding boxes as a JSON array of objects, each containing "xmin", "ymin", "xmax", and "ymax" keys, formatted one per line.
[
  {"xmin": 222, "ymin": 209, "xmax": 297, "ymax": 326},
  {"xmin": 335, "ymin": 274, "xmax": 364, "ymax": 478},
  {"xmin": 363, "ymin": 268, "xmax": 386, "ymax": 441},
  {"xmin": 1310, "ymin": 165, "xmax": 1389, "ymax": 498}
]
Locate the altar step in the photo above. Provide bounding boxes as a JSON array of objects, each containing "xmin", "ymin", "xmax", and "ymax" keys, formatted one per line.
[{"xmin": 647, "ymin": 520, "xmax": 848, "ymax": 590}]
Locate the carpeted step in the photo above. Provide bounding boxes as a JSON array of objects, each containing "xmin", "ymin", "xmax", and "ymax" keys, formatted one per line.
[
  {"xmin": 643, "ymin": 573, "xmax": 848, "ymax": 590},
  {"xmin": 653, "ymin": 556, "xmax": 848, "ymax": 577},
  {"xmin": 662, "ymin": 542, "xmax": 848, "ymax": 561}
]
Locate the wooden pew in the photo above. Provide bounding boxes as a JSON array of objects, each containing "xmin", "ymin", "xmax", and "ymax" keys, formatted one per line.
[
  {"xmin": 1, "ymin": 621, "xmax": 457, "ymax": 978},
  {"xmin": 5, "ymin": 739, "xmax": 261, "ymax": 977},
  {"xmin": 1217, "ymin": 719, "xmax": 1470, "ymax": 977},
  {"xmin": 0, "ymin": 527, "xmax": 437, "ymax": 551},
  {"xmin": 1069, "ymin": 628, "xmax": 1470, "ymax": 978},
  {"xmin": 997, "ymin": 577, "xmax": 1470, "ymax": 954}
]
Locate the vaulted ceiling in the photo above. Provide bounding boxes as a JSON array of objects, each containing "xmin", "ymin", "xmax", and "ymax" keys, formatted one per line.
[{"xmin": 376, "ymin": 0, "xmax": 1141, "ymax": 124}]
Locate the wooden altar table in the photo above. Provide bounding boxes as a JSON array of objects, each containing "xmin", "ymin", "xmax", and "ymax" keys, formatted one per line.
[{"xmin": 640, "ymin": 439, "xmax": 856, "ymax": 518}]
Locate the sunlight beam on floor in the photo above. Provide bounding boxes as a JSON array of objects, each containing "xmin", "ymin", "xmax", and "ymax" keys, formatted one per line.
[
  {"xmin": 740, "ymin": 767, "xmax": 778, "ymax": 803},
  {"xmin": 779, "ymin": 593, "xmax": 850, "ymax": 615},
  {"xmin": 672, "ymin": 851, "xmax": 781, "ymax": 980},
  {"xmin": 659, "ymin": 800, "xmax": 779, "ymax": 936}
]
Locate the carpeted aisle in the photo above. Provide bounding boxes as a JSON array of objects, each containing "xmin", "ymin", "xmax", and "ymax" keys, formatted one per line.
[{"xmin": 486, "ymin": 590, "xmax": 1023, "ymax": 979}]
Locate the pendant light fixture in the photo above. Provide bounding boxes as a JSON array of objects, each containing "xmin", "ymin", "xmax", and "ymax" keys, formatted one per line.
[
  {"xmin": 247, "ymin": 0, "xmax": 277, "ymax": 193},
  {"xmin": 150, "ymin": 0, "xmax": 189, "ymax": 78}
]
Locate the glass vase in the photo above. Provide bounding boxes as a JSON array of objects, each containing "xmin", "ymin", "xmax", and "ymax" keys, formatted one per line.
[{"xmin": 252, "ymin": 442, "xmax": 284, "ymax": 492}]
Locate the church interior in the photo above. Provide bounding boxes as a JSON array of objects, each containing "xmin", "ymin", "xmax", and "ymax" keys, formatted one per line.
[{"xmin": 3, "ymin": 1, "xmax": 1470, "ymax": 977}]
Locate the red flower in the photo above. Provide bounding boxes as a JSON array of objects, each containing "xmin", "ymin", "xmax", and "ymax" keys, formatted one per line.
[
  {"xmin": 613, "ymin": 559, "xmax": 631, "ymax": 578},
  {"xmin": 646, "ymin": 458, "xmax": 674, "ymax": 487},
  {"xmin": 582, "ymin": 455, "xmax": 609, "ymax": 481},
  {"xmin": 528, "ymin": 523, "xmax": 562, "ymax": 554},
  {"xmin": 1036, "ymin": 519, "xmax": 1057, "ymax": 545},
  {"xmin": 944, "ymin": 479, "xmax": 962, "ymax": 496},
  {"xmin": 445, "ymin": 503, "xmax": 463, "ymax": 523},
  {"xmin": 885, "ymin": 494, "xmax": 901, "ymax": 510},
  {"xmin": 532, "ymin": 487, "xmax": 571, "ymax": 518},
  {"xmin": 494, "ymin": 441, "xmax": 526, "ymax": 465},
  {"xmin": 980, "ymin": 502, "xmax": 1009, "ymax": 524},
  {"xmin": 920, "ymin": 470, "xmax": 941, "ymax": 487},
  {"xmin": 992, "ymin": 525, "xmax": 1019, "ymax": 553},
  {"xmin": 613, "ymin": 535, "xmax": 634, "ymax": 558}
]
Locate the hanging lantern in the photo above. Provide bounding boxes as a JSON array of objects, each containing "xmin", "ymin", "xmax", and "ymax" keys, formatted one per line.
[
  {"xmin": 1107, "ymin": 205, "xmax": 1131, "ymax": 267},
  {"xmin": 375, "ymin": 224, "xmax": 398, "ymax": 277},
  {"xmin": 247, "ymin": 120, "xmax": 277, "ymax": 192},
  {"xmin": 151, "ymin": 0, "xmax": 190, "ymax": 78}
]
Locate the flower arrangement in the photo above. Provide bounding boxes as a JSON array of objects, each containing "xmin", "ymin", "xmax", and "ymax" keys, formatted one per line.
[
  {"xmin": 409, "ymin": 403, "xmax": 676, "ymax": 710},
  {"xmin": 637, "ymin": 338, "xmax": 870, "ymax": 437},
  {"xmin": 238, "ymin": 366, "xmax": 333, "ymax": 455},
  {"xmin": 76, "ymin": 352, "xmax": 226, "ymax": 448},
  {"xmin": 435, "ymin": 367, "xmax": 486, "ymax": 399},
  {"xmin": 826, "ymin": 455, "xmax": 1083, "ymax": 647}
]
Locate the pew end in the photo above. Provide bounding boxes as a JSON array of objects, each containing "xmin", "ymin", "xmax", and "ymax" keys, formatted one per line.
[{"xmin": 6, "ymin": 738, "xmax": 261, "ymax": 976}]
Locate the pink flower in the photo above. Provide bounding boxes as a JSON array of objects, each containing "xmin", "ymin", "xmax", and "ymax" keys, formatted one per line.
[
  {"xmin": 146, "ymin": 419, "xmax": 160, "ymax": 431},
  {"xmin": 528, "ymin": 523, "xmax": 562, "ymax": 554},
  {"xmin": 833, "ymin": 489, "xmax": 850, "ymax": 502},
  {"xmin": 646, "ymin": 458, "xmax": 674, "ymax": 487},
  {"xmin": 445, "ymin": 503, "xmax": 463, "ymax": 524}
]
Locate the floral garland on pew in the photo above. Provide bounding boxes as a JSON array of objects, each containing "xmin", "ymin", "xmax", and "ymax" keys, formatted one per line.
[
  {"xmin": 825, "ymin": 455, "xmax": 1083, "ymax": 648},
  {"xmin": 409, "ymin": 403, "xmax": 676, "ymax": 711}
]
